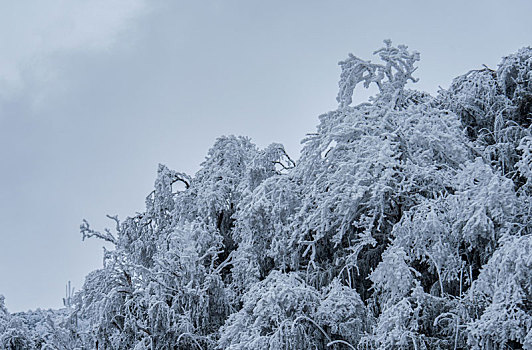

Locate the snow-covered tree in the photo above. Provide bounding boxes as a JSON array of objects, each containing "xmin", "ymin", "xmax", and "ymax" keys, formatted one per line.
[{"xmin": 3, "ymin": 40, "xmax": 531, "ymax": 350}]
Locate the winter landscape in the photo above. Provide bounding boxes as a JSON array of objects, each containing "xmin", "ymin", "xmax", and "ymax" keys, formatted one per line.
[
  {"xmin": 1, "ymin": 2, "xmax": 531, "ymax": 350},
  {"xmin": 1, "ymin": 38, "xmax": 531, "ymax": 349}
]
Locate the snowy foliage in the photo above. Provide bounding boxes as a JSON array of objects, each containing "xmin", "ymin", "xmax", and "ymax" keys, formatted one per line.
[
  {"xmin": 1, "ymin": 41, "xmax": 531, "ymax": 350},
  {"xmin": 219, "ymin": 271, "xmax": 323, "ymax": 350},
  {"xmin": 468, "ymin": 234, "xmax": 532, "ymax": 349},
  {"xmin": 337, "ymin": 40, "xmax": 420, "ymax": 108}
]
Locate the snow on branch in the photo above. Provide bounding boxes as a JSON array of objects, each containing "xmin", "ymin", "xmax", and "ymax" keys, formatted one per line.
[
  {"xmin": 80, "ymin": 217, "xmax": 118, "ymax": 245},
  {"xmin": 337, "ymin": 39, "xmax": 420, "ymax": 108}
]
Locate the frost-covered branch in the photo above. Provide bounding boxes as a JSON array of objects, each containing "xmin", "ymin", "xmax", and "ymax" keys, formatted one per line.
[
  {"xmin": 337, "ymin": 39, "xmax": 420, "ymax": 108},
  {"xmin": 80, "ymin": 219, "xmax": 117, "ymax": 245}
]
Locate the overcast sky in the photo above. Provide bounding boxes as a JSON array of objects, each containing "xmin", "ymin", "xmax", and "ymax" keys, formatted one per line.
[{"xmin": 0, "ymin": 0, "xmax": 530, "ymax": 312}]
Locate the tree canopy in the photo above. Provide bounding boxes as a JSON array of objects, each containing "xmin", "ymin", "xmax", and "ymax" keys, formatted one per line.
[{"xmin": 2, "ymin": 41, "xmax": 531, "ymax": 350}]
